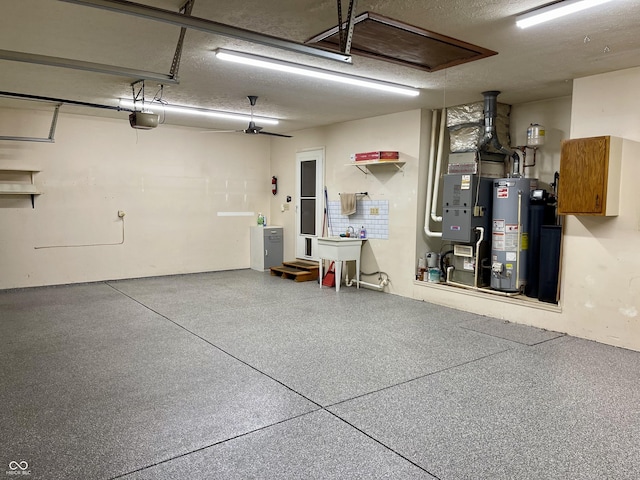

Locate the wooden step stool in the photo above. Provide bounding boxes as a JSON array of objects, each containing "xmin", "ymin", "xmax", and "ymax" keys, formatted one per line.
[{"xmin": 270, "ymin": 259, "xmax": 319, "ymax": 282}]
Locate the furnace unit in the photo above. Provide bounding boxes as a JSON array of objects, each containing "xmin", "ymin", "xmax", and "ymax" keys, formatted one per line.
[
  {"xmin": 442, "ymin": 174, "xmax": 492, "ymax": 243},
  {"xmin": 442, "ymin": 173, "xmax": 493, "ymax": 287}
]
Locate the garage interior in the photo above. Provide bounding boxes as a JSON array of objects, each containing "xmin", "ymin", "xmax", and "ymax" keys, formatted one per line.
[{"xmin": 1, "ymin": 1, "xmax": 640, "ymax": 478}]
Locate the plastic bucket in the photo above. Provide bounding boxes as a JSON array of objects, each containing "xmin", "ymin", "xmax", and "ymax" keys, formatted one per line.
[
  {"xmin": 428, "ymin": 268, "xmax": 440, "ymax": 283},
  {"xmin": 425, "ymin": 252, "xmax": 439, "ymax": 269}
]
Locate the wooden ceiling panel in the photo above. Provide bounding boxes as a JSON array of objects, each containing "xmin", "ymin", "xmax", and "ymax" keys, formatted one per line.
[{"xmin": 306, "ymin": 12, "xmax": 497, "ymax": 72}]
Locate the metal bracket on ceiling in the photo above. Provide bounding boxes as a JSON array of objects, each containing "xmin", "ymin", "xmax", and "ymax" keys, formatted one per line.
[
  {"xmin": 168, "ymin": 0, "xmax": 195, "ymax": 80},
  {"xmin": 131, "ymin": 80, "xmax": 145, "ymax": 106},
  {"xmin": 336, "ymin": 0, "xmax": 358, "ymax": 55},
  {"xmin": 130, "ymin": 79, "xmax": 161, "ymax": 111},
  {"xmin": 58, "ymin": 0, "xmax": 352, "ymax": 63}
]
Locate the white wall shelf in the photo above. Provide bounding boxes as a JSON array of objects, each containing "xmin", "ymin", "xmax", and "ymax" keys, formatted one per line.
[
  {"xmin": 347, "ymin": 160, "xmax": 405, "ymax": 174},
  {"xmin": 0, "ymin": 169, "xmax": 42, "ymax": 208}
]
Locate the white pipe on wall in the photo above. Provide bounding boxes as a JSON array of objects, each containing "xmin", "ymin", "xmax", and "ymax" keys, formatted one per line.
[
  {"xmin": 473, "ymin": 227, "xmax": 484, "ymax": 289},
  {"xmin": 345, "ymin": 272, "xmax": 386, "ymax": 291},
  {"xmin": 357, "ymin": 280, "xmax": 385, "ymax": 291},
  {"xmin": 431, "ymin": 107, "xmax": 447, "ymax": 223},
  {"xmin": 424, "ymin": 109, "xmax": 442, "ymax": 238}
]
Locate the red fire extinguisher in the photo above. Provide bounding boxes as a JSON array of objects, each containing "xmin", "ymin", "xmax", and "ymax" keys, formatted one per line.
[{"xmin": 271, "ymin": 176, "xmax": 277, "ymax": 195}]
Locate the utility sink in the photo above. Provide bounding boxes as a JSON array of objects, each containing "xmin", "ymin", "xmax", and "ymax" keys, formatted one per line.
[
  {"xmin": 317, "ymin": 237, "xmax": 364, "ymax": 292},
  {"xmin": 320, "ymin": 236, "xmax": 364, "ymax": 242}
]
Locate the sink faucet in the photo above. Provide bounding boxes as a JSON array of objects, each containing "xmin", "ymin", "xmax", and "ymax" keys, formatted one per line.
[{"xmin": 346, "ymin": 226, "xmax": 355, "ymax": 237}]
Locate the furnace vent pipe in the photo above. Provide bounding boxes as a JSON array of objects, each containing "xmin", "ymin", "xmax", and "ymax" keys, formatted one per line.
[
  {"xmin": 479, "ymin": 90, "xmax": 521, "ymax": 176},
  {"xmin": 479, "ymin": 90, "xmax": 514, "ymax": 155}
]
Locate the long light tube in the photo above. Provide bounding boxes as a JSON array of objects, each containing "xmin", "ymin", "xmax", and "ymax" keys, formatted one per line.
[
  {"xmin": 516, "ymin": 0, "xmax": 613, "ymax": 29},
  {"xmin": 118, "ymin": 99, "xmax": 279, "ymax": 125},
  {"xmin": 214, "ymin": 49, "xmax": 420, "ymax": 97}
]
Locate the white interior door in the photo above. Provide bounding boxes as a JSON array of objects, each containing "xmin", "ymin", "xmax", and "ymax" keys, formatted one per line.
[{"xmin": 295, "ymin": 148, "xmax": 324, "ymax": 260}]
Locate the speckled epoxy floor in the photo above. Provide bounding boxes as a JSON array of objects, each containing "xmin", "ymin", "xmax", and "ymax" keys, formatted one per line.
[{"xmin": 1, "ymin": 270, "xmax": 639, "ymax": 479}]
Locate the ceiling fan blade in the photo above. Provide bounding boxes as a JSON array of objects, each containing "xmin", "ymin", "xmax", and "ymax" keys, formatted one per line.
[
  {"xmin": 201, "ymin": 129, "xmax": 243, "ymax": 133},
  {"xmin": 258, "ymin": 131, "xmax": 293, "ymax": 138},
  {"xmin": 201, "ymin": 97, "xmax": 290, "ymax": 137}
]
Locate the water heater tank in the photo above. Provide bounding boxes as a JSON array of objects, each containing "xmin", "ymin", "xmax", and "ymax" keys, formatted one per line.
[
  {"xmin": 491, "ymin": 178, "xmax": 532, "ymax": 292},
  {"xmin": 526, "ymin": 123, "xmax": 545, "ymax": 147}
]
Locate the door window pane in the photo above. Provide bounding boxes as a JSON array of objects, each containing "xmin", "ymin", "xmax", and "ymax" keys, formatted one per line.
[
  {"xmin": 300, "ymin": 199, "xmax": 316, "ymax": 235},
  {"xmin": 300, "ymin": 160, "xmax": 316, "ymax": 198}
]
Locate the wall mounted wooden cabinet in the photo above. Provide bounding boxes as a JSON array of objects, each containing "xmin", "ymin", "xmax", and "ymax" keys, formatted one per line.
[{"xmin": 558, "ymin": 136, "xmax": 622, "ymax": 216}]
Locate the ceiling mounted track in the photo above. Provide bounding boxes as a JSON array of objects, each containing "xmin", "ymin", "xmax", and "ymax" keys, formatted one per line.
[
  {"xmin": 0, "ymin": 101, "xmax": 61, "ymax": 143},
  {"xmin": 0, "ymin": 91, "xmax": 134, "ymax": 142},
  {"xmin": 0, "ymin": 91, "xmax": 134, "ymax": 112},
  {"xmin": 57, "ymin": 0, "xmax": 353, "ymax": 63},
  {"xmin": 0, "ymin": 49, "xmax": 179, "ymax": 85}
]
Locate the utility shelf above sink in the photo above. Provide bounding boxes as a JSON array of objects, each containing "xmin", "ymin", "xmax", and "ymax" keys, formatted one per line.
[{"xmin": 347, "ymin": 160, "xmax": 405, "ymax": 174}]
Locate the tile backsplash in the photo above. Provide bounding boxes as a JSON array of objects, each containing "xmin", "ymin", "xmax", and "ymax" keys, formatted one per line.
[{"xmin": 327, "ymin": 200, "xmax": 389, "ymax": 239}]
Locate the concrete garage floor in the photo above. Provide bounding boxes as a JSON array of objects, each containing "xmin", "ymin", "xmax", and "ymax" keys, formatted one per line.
[{"xmin": 1, "ymin": 269, "xmax": 639, "ymax": 479}]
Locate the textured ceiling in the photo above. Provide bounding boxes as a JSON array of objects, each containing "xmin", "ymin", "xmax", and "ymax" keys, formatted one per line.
[{"xmin": 1, "ymin": 0, "xmax": 639, "ymax": 134}]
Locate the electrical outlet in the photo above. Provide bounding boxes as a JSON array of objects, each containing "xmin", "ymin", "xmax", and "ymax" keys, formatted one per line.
[{"xmin": 370, "ymin": 207, "xmax": 379, "ymax": 215}]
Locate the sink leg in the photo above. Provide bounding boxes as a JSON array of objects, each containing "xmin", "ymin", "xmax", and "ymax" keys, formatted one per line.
[{"xmin": 335, "ymin": 261, "xmax": 342, "ymax": 292}]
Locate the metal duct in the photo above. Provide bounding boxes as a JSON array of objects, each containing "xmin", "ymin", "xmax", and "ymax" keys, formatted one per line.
[
  {"xmin": 480, "ymin": 90, "xmax": 511, "ymax": 155},
  {"xmin": 480, "ymin": 90, "xmax": 520, "ymax": 175}
]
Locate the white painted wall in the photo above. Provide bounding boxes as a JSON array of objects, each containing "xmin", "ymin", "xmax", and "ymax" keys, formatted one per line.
[
  {"xmin": 270, "ymin": 110, "xmax": 423, "ymax": 294},
  {"xmin": 562, "ymin": 67, "xmax": 640, "ymax": 348},
  {"xmin": 0, "ymin": 109, "xmax": 272, "ymax": 288},
  {"xmin": 510, "ymin": 96, "xmax": 572, "ymax": 187}
]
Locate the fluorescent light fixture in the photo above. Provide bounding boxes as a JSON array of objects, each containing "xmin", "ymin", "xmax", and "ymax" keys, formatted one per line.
[
  {"xmin": 516, "ymin": 0, "xmax": 613, "ymax": 29},
  {"xmin": 118, "ymin": 99, "xmax": 279, "ymax": 125},
  {"xmin": 214, "ymin": 49, "xmax": 420, "ymax": 97}
]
